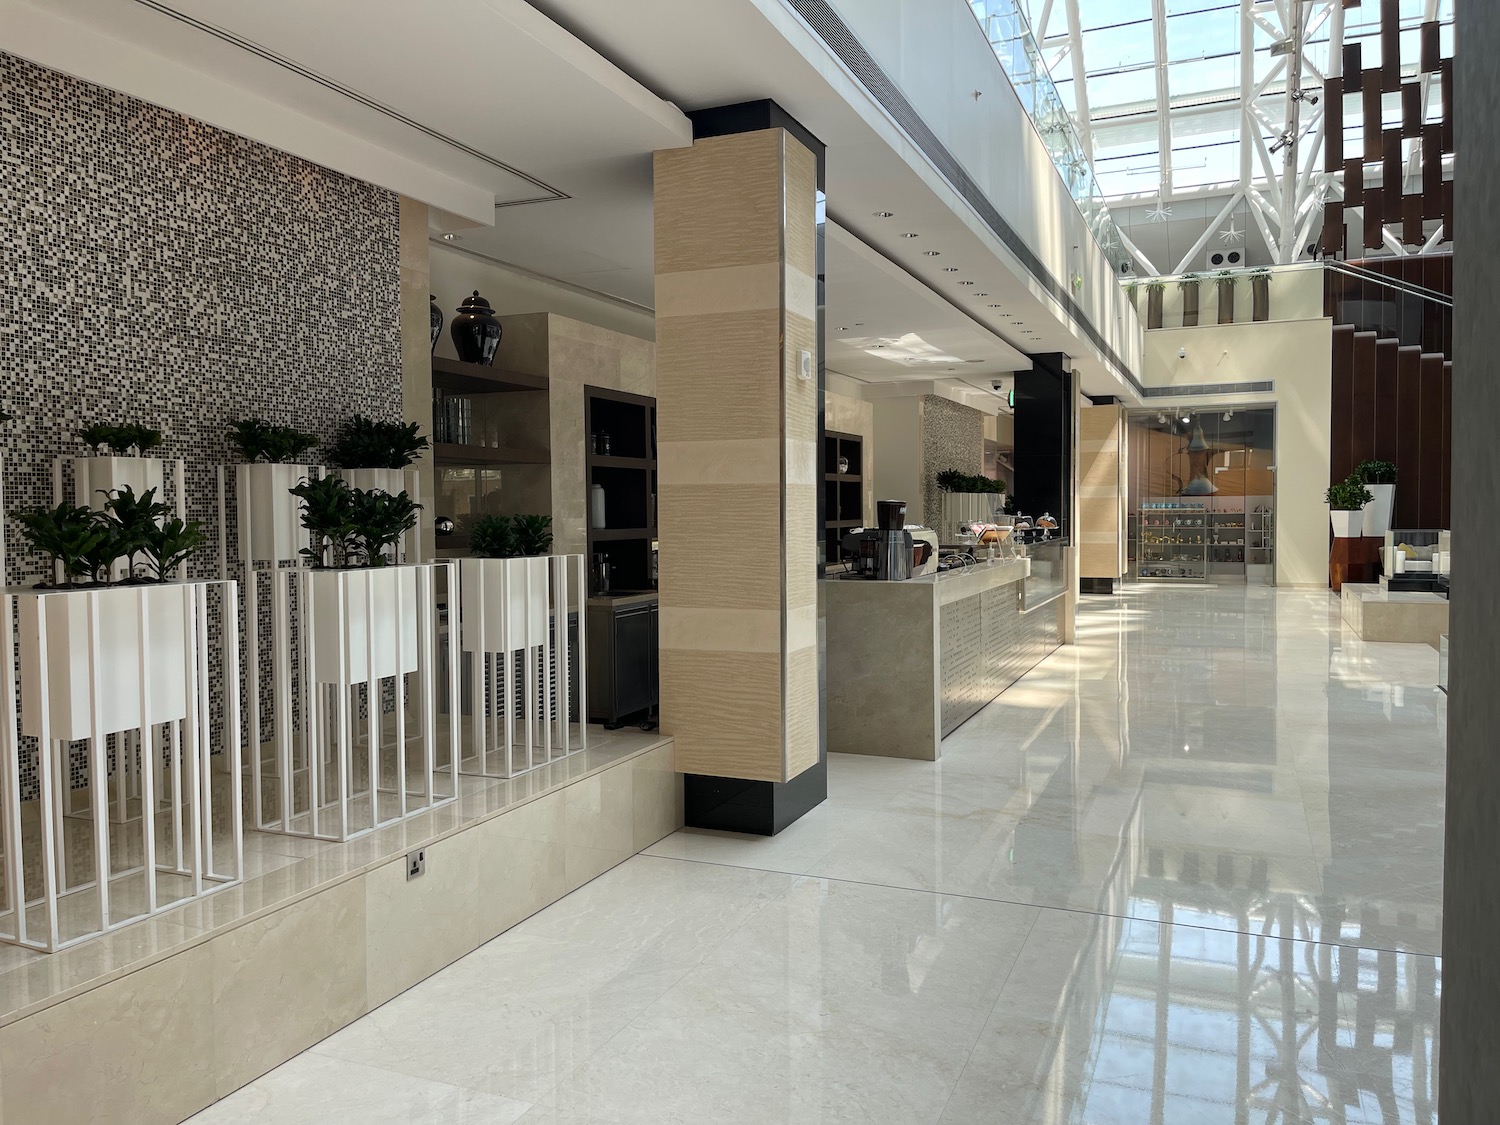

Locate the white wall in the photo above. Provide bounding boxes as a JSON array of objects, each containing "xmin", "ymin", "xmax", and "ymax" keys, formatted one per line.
[
  {"xmin": 430, "ymin": 244, "xmax": 655, "ymax": 350},
  {"xmin": 872, "ymin": 397, "xmax": 924, "ymax": 522},
  {"xmin": 1142, "ymin": 318, "xmax": 1334, "ymax": 588},
  {"xmin": 828, "ymin": 0, "xmax": 1144, "ymax": 389}
]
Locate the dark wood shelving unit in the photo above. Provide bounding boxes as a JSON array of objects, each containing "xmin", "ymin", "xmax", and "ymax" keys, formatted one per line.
[
  {"xmin": 584, "ymin": 386, "xmax": 658, "ymax": 595},
  {"xmin": 823, "ymin": 430, "xmax": 865, "ymax": 566},
  {"xmin": 431, "ymin": 356, "xmax": 548, "ymax": 395},
  {"xmin": 432, "ymin": 442, "xmax": 549, "ymax": 467}
]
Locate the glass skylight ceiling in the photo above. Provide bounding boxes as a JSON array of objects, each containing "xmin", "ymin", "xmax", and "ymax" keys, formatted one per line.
[{"xmin": 1022, "ymin": 0, "xmax": 1453, "ymax": 203}]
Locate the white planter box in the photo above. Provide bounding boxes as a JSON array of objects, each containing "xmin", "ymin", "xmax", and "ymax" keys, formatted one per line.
[
  {"xmin": 236, "ymin": 462, "xmax": 310, "ymax": 563},
  {"xmin": 1330, "ymin": 510, "xmax": 1362, "ymax": 538},
  {"xmin": 70, "ymin": 455, "xmax": 164, "ymax": 510},
  {"xmin": 339, "ymin": 468, "xmax": 406, "ymax": 495},
  {"xmin": 18, "ymin": 584, "xmax": 189, "ymax": 741},
  {"xmin": 306, "ymin": 566, "xmax": 421, "ymax": 685},
  {"xmin": 459, "ymin": 556, "xmax": 550, "ymax": 654},
  {"xmin": 1362, "ymin": 483, "xmax": 1396, "ymax": 537}
]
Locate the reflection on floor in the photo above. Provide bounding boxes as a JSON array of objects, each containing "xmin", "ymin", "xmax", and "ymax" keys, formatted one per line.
[{"xmin": 187, "ymin": 585, "xmax": 1443, "ymax": 1124}]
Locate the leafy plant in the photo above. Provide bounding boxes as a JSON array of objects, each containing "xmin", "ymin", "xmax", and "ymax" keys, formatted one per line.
[
  {"xmin": 1325, "ymin": 476, "xmax": 1374, "ymax": 511},
  {"xmin": 511, "ymin": 514, "xmax": 553, "ymax": 557},
  {"xmin": 1356, "ymin": 459, "xmax": 1398, "ymax": 485},
  {"xmin": 1177, "ymin": 273, "xmax": 1203, "ymax": 289},
  {"xmin": 13, "ymin": 504, "xmax": 112, "ymax": 584},
  {"xmin": 325, "ymin": 416, "xmax": 429, "ymax": 470},
  {"xmin": 1123, "ymin": 281, "xmax": 1139, "ymax": 298},
  {"xmin": 102, "ymin": 485, "xmax": 170, "ymax": 574},
  {"xmin": 1215, "ymin": 270, "xmax": 1235, "ymax": 281},
  {"xmin": 228, "ymin": 419, "xmax": 320, "ymax": 464},
  {"xmin": 1249, "ymin": 266, "xmax": 1272, "ymax": 279},
  {"xmin": 346, "ymin": 489, "xmax": 421, "ymax": 567},
  {"xmin": 74, "ymin": 423, "xmax": 163, "ymax": 456},
  {"xmin": 468, "ymin": 514, "xmax": 517, "ymax": 559},
  {"xmin": 935, "ymin": 470, "xmax": 1005, "ymax": 495},
  {"xmin": 140, "ymin": 517, "xmax": 205, "ymax": 581},
  {"xmin": 290, "ymin": 475, "xmax": 356, "ymax": 567},
  {"xmin": 1144, "ymin": 279, "xmax": 1169, "ymax": 292}
]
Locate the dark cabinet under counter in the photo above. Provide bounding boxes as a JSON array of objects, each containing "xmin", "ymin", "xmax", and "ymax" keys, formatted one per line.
[{"xmin": 586, "ymin": 592, "xmax": 659, "ymax": 728}]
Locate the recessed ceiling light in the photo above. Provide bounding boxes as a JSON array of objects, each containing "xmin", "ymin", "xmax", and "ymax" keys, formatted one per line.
[
  {"xmin": 874, "ymin": 211, "xmax": 894, "ymax": 218},
  {"xmin": 900, "ymin": 233, "xmax": 920, "ymax": 238},
  {"xmin": 836, "ymin": 326, "xmax": 849, "ymax": 331},
  {"xmin": 976, "ymin": 293, "xmax": 988, "ymax": 297},
  {"xmin": 922, "ymin": 251, "xmax": 941, "ymax": 257},
  {"xmin": 988, "ymin": 303, "xmax": 1002, "ymax": 308},
  {"xmin": 942, "ymin": 267, "xmax": 959, "ymax": 273},
  {"xmin": 854, "ymin": 322, "xmax": 864, "ymax": 326},
  {"xmin": 441, "ymin": 233, "xmax": 462, "ymax": 242},
  {"xmin": 958, "ymin": 281, "xmax": 975, "ymax": 286}
]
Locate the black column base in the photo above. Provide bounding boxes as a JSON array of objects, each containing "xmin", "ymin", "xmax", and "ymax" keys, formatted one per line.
[
  {"xmin": 1080, "ymin": 577, "xmax": 1118, "ymax": 595},
  {"xmin": 684, "ymin": 759, "xmax": 828, "ymax": 836}
]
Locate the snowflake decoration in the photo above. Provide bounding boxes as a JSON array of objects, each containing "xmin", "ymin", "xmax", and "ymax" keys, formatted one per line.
[
  {"xmin": 1218, "ymin": 222, "xmax": 1246, "ymax": 245},
  {"xmin": 1146, "ymin": 202, "xmax": 1173, "ymax": 222}
]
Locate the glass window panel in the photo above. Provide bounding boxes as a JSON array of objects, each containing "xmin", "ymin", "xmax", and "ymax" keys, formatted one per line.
[
  {"xmin": 1165, "ymin": 57, "xmax": 1239, "ymax": 102},
  {"xmin": 1081, "ymin": 21, "xmax": 1156, "ymax": 70},
  {"xmin": 1172, "ymin": 139, "xmax": 1240, "ymax": 190},
  {"xmin": 1164, "ymin": 8, "xmax": 1239, "ymax": 63},
  {"xmin": 1052, "ymin": 75, "xmax": 1079, "ymax": 114},
  {"xmin": 1076, "ymin": 0, "xmax": 1146, "ymax": 32},
  {"xmin": 1081, "ymin": 68, "xmax": 1160, "ymax": 112}
]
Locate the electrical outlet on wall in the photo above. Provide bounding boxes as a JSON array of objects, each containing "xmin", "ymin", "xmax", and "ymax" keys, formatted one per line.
[{"xmin": 407, "ymin": 849, "xmax": 426, "ymax": 880}]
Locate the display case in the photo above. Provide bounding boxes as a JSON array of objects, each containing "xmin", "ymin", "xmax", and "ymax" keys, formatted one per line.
[{"xmin": 1134, "ymin": 500, "xmax": 1209, "ymax": 582}]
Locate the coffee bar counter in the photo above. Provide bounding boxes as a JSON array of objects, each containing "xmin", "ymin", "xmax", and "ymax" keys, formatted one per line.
[{"xmin": 826, "ymin": 543, "xmax": 1068, "ymax": 760}]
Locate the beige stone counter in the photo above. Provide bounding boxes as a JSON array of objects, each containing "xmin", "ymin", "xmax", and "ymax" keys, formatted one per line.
[{"xmin": 826, "ymin": 557, "xmax": 1063, "ymax": 760}]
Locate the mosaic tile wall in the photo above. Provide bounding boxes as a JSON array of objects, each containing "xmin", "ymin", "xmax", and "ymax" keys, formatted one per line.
[
  {"xmin": 920, "ymin": 395, "xmax": 984, "ymax": 527},
  {"xmin": 0, "ymin": 52, "xmax": 404, "ymax": 795}
]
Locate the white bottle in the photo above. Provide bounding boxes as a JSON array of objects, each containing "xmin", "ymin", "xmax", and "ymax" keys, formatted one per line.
[{"xmin": 591, "ymin": 483, "xmax": 606, "ymax": 529}]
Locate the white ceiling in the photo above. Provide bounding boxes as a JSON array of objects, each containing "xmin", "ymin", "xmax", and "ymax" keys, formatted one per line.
[
  {"xmin": 3, "ymin": 0, "xmax": 1120, "ymax": 391},
  {"xmin": 825, "ymin": 222, "xmax": 1028, "ymax": 395}
]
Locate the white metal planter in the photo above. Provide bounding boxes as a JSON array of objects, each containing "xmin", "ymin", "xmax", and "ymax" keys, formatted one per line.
[
  {"xmin": 234, "ymin": 462, "xmax": 312, "ymax": 564},
  {"xmin": 457, "ymin": 555, "xmax": 587, "ymax": 778},
  {"xmin": 940, "ymin": 492, "xmax": 1005, "ymax": 541},
  {"xmin": 0, "ymin": 580, "xmax": 243, "ymax": 953},
  {"xmin": 253, "ymin": 562, "xmax": 458, "ymax": 843},
  {"xmin": 1362, "ymin": 483, "xmax": 1396, "ymax": 538}
]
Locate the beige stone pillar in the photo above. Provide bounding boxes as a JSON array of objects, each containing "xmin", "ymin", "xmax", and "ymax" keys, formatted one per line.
[{"xmin": 653, "ymin": 129, "xmax": 820, "ymax": 785}]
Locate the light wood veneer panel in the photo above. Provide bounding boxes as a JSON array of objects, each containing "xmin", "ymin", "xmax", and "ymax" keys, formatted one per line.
[
  {"xmin": 785, "ymin": 643, "xmax": 820, "ymax": 779},
  {"xmin": 654, "ymin": 131, "xmax": 784, "ymax": 274},
  {"xmin": 661, "ymin": 649, "xmax": 785, "ymax": 782},
  {"xmin": 656, "ymin": 309, "xmax": 783, "ymax": 442}
]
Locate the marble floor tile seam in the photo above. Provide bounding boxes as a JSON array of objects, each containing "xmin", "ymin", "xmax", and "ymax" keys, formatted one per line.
[
  {"xmin": 0, "ymin": 737, "xmax": 672, "ymax": 1031},
  {"xmin": 640, "ymin": 852, "xmax": 1440, "ymax": 959}
]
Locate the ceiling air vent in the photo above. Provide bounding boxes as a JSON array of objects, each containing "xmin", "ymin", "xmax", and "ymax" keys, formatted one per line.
[{"xmin": 1140, "ymin": 381, "xmax": 1275, "ymax": 398}]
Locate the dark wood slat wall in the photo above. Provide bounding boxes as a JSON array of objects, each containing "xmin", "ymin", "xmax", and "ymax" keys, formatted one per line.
[
  {"xmin": 1327, "ymin": 318, "xmax": 1453, "ymax": 529},
  {"xmin": 1328, "ymin": 0, "xmax": 1452, "ymax": 257}
]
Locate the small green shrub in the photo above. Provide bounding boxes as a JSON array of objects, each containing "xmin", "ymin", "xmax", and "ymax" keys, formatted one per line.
[
  {"xmin": 935, "ymin": 470, "xmax": 1004, "ymax": 495},
  {"xmin": 1356, "ymin": 459, "xmax": 1398, "ymax": 485},
  {"xmin": 74, "ymin": 423, "xmax": 163, "ymax": 456},
  {"xmin": 325, "ymin": 416, "xmax": 429, "ymax": 470},
  {"xmin": 468, "ymin": 514, "xmax": 516, "ymax": 559},
  {"xmin": 290, "ymin": 475, "xmax": 356, "ymax": 568},
  {"xmin": 346, "ymin": 489, "xmax": 421, "ymax": 568},
  {"xmin": 229, "ymin": 419, "xmax": 319, "ymax": 464},
  {"xmin": 1325, "ymin": 476, "xmax": 1374, "ymax": 511}
]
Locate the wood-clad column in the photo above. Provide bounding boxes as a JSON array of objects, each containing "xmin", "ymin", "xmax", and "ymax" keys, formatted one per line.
[{"xmin": 653, "ymin": 124, "xmax": 823, "ymax": 827}]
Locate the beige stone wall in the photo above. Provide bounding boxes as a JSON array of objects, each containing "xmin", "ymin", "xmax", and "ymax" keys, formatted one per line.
[{"xmin": 826, "ymin": 381, "xmax": 875, "ymax": 526}]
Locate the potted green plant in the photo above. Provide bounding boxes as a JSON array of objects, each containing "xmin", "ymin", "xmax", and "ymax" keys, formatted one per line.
[
  {"xmin": 12, "ymin": 486, "xmax": 206, "ymax": 741},
  {"xmin": 69, "ymin": 422, "xmax": 170, "ymax": 536},
  {"xmin": 1356, "ymin": 459, "xmax": 1398, "ymax": 537},
  {"xmin": 1144, "ymin": 279, "xmax": 1167, "ymax": 329},
  {"xmin": 1215, "ymin": 270, "xmax": 1236, "ymax": 324},
  {"xmin": 229, "ymin": 419, "xmax": 323, "ymax": 564},
  {"xmin": 1178, "ymin": 274, "xmax": 1203, "ymax": 327},
  {"xmin": 1326, "ymin": 475, "xmax": 1374, "ymax": 538},
  {"xmin": 289, "ymin": 475, "xmax": 423, "ymax": 685},
  {"xmin": 1250, "ymin": 267, "xmax": 1272, "ymax": 322},
  {"xmin": 325, "ymin": 415, "xmax": 429, "ymax": 495}
]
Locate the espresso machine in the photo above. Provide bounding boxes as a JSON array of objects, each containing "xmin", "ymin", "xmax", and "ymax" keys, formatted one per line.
[{"xmin": 841, "ymin": 500, "xmax": 924, "ymax": 580}]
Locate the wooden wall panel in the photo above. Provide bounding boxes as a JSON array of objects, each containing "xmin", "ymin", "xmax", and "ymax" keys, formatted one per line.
[
  {"xmin": 1393, "ymin": 347, "xmax": 1422, "ymax": 522},
  {"xmin": 1078, "ymin": 406, "xmax": 1123, "ymax": 581},
  {"xmin": 1418, "ymin": 355, "xmax": 1445, "ymax": 525},
  {"xmin": 1331, "ymin": 326, "xmax": 1356, "ymax": 484},
  {"xmin": 1350, "ymin": 332, "xmax": 1378, "ymax": 467},
  {"xmin": 1373, "ymin": 340, "xmax": 1400, "ymax": 463}
]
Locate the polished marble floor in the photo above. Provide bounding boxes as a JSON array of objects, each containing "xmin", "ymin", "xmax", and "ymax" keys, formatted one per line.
[{"xmin": 187, "ymin": 585, "xmax": 1444, "ymax": 1124}]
